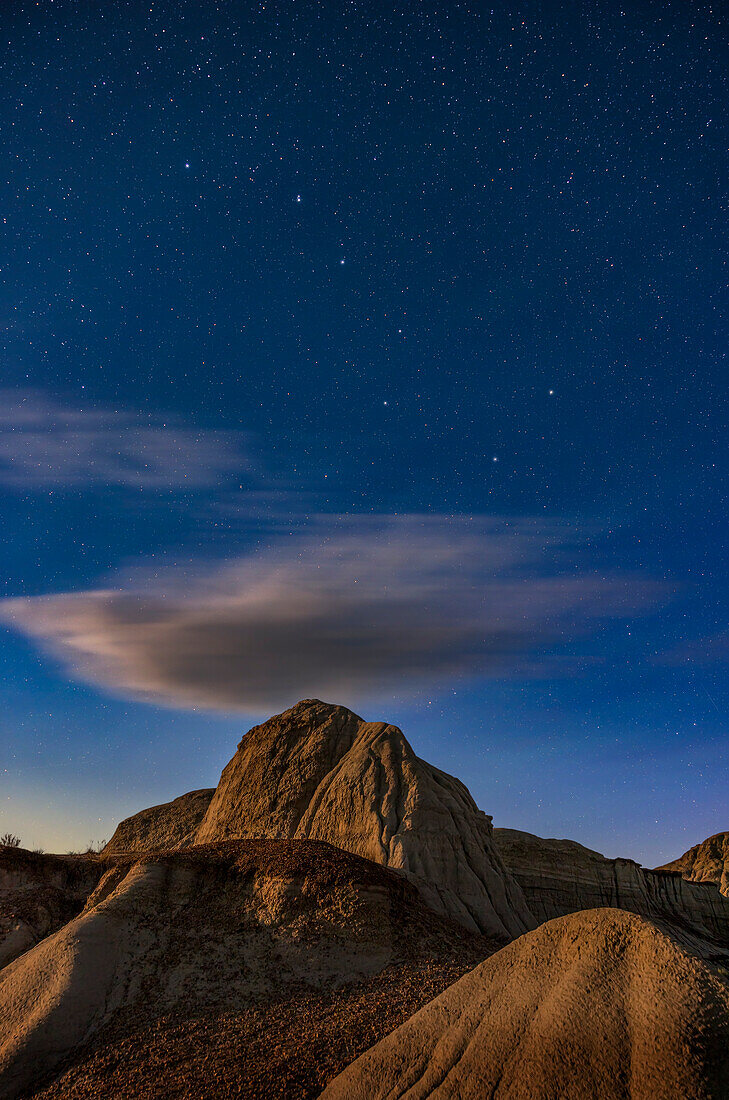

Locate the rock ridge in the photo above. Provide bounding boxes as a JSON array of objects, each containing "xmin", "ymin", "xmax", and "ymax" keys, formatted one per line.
[
  {"xmin": 103, "ymin": 789, "xmax": 215, "ymax": 856},
  {"xmin": 494, "ymin": 827, "xmax": 729, "ymax": 957}
]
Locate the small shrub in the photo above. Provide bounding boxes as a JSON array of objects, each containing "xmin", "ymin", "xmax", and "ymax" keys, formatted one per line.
[{"xmin": 0, "ymin": 833, "xmax": 22, "ymax": 848}]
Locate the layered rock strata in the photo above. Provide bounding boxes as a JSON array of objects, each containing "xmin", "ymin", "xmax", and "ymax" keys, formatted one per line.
[{"xmin": 494, "ymin": 827, "xmax": 729, "ymax": 956}]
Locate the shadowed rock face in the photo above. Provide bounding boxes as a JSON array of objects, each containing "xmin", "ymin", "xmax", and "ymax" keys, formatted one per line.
[
  {"xmin": 0, "ymin": 849, "xmax": 103, "ymax": 971},
  {"xmin": 494, "ymin": 827, "xmax": 729, "ymax": 957},
  {"xmin": 658, "ymin": 832, "xmax": 729, "ymax": 897},
  {"xmin": 321, "ymin": 908, "xmax": 729, "ymax": 1100},
  {"xmin": 195, "ymin": 700, "xmax": 534, "ymax": 941},
  {"xmin": 102, "ymin": 789, "xmax": 215, "ymax": 856},
  {"xmin": 0, "ymin": 840, "xmax": 493, "ymax": 1100}
]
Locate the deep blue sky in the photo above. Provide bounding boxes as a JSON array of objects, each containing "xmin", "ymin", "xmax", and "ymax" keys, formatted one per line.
[{"xmin": 1, "ymin": 1, "xmax": 726, "ymax": 864}]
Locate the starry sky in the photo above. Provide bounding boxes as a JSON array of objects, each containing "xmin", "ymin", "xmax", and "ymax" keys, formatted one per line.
[{"xmin": 1, "ymin": 1, "xmax": 727, "ymax": 864}]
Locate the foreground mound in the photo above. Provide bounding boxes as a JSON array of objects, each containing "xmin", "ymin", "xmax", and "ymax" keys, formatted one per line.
[
  {"xmin": 658, "ymin": 832, "xmax": 729, "ymax": 897},
  {"xmin": 193, "ymin": 699, "xmax": 533, "ymax": 941},
  {"xmin": 0, "ymin": 848, "xmax": 102, "ymax": 971},
  {"xmin": 322, "ymin": 908, "xmax": 729, "ymax": 1100},
  {"xmin": 0, "ymin": 839, "xmax": 493, "ymax": 1100},
  {"xmin": 494, "ymin": 827, "xmax": 729, "ymax": 956},
  {"xmin": 102, "ymin": 788, "xmax": 215, "ymax": 855}
]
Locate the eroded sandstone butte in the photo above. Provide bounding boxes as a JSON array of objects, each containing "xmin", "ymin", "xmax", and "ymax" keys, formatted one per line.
[
  {"xmin": 658, "ymin": 831, "xmax": 729, "ymax": 897},
  {"xmin": 194, "ymin": 699, "xmax": 535, "ymax": 941},
  {"xmin": 321, "ymin": 908, "xmax": 729, "ymax": 1100}
]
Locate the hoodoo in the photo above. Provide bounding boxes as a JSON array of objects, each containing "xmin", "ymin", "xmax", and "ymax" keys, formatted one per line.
[{"xmin": 195, "ymin": 699, "xmax": 534, "ymax": 941}]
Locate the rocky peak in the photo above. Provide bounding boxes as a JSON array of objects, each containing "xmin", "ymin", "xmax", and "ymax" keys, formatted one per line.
[
  {"xmin": 195, "ymin": 700, "xmax": 534, "ymax": 942},
  {"xmin": 196, "ymin": 700, "xmax": 372, "ymax": 842},
  {"xmin": 103, "ymin": 789, "xmax": 215, "ymax": 856},
  {"xmin": 657, "ymin": 832, "xmax": 729, "ymax": 897}
]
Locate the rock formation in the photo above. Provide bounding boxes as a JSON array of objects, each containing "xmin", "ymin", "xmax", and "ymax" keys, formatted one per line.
[
  {"xmin": 321, "ymin": 908, "xmax": 729, "ymax": 1100},
  {"xmin": 194, "ymin": 699, "xmax": 534, "ymax": 941},
  {"xmin": 494, "ymin": 827, "xmax": 729, "ymax": 956},
  {"xmin": 102, "ymin": 788, "xmax": 215, "ymax": 855},
  {"xmin": 102, "ymin": 701, "xmax": 729, "ymax": 952},
  {"xmin": 0, "ymin": 848, "xmax": 103, "ymax": 971},
  {"xmin": 657, "ymin": 832, "xmax": 729, "ymax": 897},
  {"xmin": 0, "ymin": 839, "xmax": 492, "ymax": 1100}
]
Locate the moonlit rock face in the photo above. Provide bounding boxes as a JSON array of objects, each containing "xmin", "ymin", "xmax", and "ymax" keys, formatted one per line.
[
  {"xmin": 658, "ymin": 832, "xmax": 729, "ymax": 897},
  {"xmin": 321, "ymin": 909, "xmax": 729, "ymax": 1100},
  {"xmin": 195, "ymin": 699, "xmax": 534, "ymax": 941}
]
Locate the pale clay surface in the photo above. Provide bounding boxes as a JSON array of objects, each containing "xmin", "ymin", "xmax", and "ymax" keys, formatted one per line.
[
  {"xmin": 321, "ymin": 908, "xmax": 729, "ymax": 1100},
  {"xmin": 0, "ymin": 846, "xmax": 403, "ymax": 1099}
]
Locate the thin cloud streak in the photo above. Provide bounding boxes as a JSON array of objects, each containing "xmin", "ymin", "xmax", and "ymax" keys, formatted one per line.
[
  {"xmin": 0, "ymin": 389, "xmax": 252, "ymax": 490},
  {"xmin": 1, "ymin": 516, "xmax": 664, "ymax": 712},
  {"xmin": 657, "ymin": 629, "xmax": 729, "ymax": 668}
]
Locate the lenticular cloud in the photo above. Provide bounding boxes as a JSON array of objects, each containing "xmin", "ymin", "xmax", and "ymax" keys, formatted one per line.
[{"xmin": 1, "ymin": 516, "xmax": 661, "ymax": 712}]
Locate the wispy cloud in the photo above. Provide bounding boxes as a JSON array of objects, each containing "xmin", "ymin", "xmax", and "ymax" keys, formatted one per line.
[
  {"xmin": 1, "ymin": 515, "xmax": 664, "ymax": 712},
  {"xmin": 0, "ymin": 389, "xmax": 251, "ymax": 490},
  {"xmin": 656, "ymin": 629, "xmax": 729, "ymax": 668}
]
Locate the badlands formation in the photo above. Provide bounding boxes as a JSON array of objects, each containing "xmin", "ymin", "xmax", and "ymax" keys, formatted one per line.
[
  {"xmin": 194, "ymin": 699, "xmax": 533, "ymax": 941},
  {"xmin": 0, "ymin": 840, "xmax": 492, "ymax": 1100},
  {"xmin": 102, "ymin": 788, "xmax": 214, "ymax": 855},
  {"xmin": 321, "ymin": 908, "xmax": 729, "ymax": 1100},
  {"xmin": 658, "ymin": 832, "xmax": 729, "ymax": 897},
  {"xmin": 2, "ymin": 698, "xmax": 729, "ymax": 1099},
  {"xmin": 493, "ymin": 826, "xmax": 729, "ymax": 954}
]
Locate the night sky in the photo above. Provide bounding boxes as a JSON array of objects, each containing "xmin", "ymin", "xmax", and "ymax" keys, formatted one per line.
[{"xmin": 1, "ymin": 1, "xmax": 727, "ymax": 864}]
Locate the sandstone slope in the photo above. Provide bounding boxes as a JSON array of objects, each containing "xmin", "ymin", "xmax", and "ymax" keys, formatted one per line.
[
  {"xmin": 0, "ymin": 839, "xmax": 494, "ymax": 1100},
  {"xmin": 102, "ymin": 788, "xmax": 215, "ymax": 855},
  {"xmin": 658, "ymin": 832, "xmax": 729, "ymax": 897},
  {"xmin": 321, "ymin": 908, "xmax": 729, "ymax": 1100},
  {"xmin": 0, "ymin": 848, "xmax": 102, "ymax": 971},
  {"xmin": 194, "ymin": 699, "xmax": 534, "ymax": 941},
  {"xmin": 494, "ymin": 826, "xmax": 729, "ymax": 956}
]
